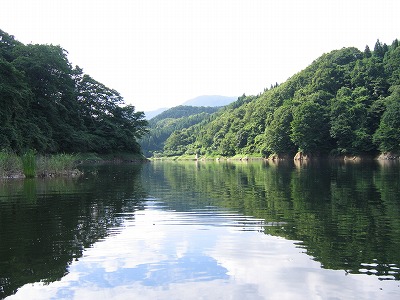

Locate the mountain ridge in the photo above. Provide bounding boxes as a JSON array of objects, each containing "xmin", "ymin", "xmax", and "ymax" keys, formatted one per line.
[
  {"xmin": 182, "ymin": 95, "xmax": 237, "ymax": 107},
  {"xmin": 144, "ymin": 95, "xmax": 237, "ymax": 119}
]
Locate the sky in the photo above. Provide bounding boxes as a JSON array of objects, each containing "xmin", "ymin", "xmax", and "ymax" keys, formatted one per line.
[{"xmin": 1, "ymin": 0, "xmax": 400, "ymax": 112}]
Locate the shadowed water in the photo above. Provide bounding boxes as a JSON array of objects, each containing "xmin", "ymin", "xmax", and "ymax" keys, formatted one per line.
[{"xmin": 1, "ymin": 160, "xmax": 400, "ymax": 299}]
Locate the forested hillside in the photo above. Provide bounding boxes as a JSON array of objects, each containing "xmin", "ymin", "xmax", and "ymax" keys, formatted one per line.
[
  {"xmin": 0, "ymin": 29, "xmax": 147, "ymax": 155},
  {"xmin": 161, "ymin": 39, "xmax": 400, "ymax": 158},
  {"xmin": 140, "ymin": 105, "xmax": 221, "ymax": 157}
]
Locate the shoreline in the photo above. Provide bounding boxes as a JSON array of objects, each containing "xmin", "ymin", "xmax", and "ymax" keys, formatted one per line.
[
  {"xmin": 148, "ymin": 152, "xmax": 400, "ymax": 162},
  {"xmin": 0, "ymin": 152, "xmax": 148, "ymax": 180}
]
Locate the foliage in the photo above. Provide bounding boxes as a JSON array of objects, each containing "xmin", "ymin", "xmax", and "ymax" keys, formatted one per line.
[
  {"xmin": 0, "ymin": 29, "xmax": 147, "ymax": 155},
  {"xmin": 264, "ymin": 105, "xmax": 296, "ymax": 155},
  {"xmin": 155, "ymin": 39, "xmax": 400, "ymax": 157},
  {"xmin": 0, "ymin": 150, "xmax": 21, "ymax": 177},
  {"xmin": 290, "ymin": 100, "xmax": 331, "ymax": 153},
  {"xmin": 373, "ymin": 86, "xmax": 400, "ymax": 152},
  {"xmin": 21, "ymin": 149, "xmax": 36, "ymax": 178},
  {"xmin": 0, "ymin": 150, "xmax": 81, "ymax": 178},
  {"xmin": 150, "ymin": 105, "xmax": 220, "ymax": 123},
  {"xmin": 36, "ymin": 153, "xmax": 79, "ymax": 176}
]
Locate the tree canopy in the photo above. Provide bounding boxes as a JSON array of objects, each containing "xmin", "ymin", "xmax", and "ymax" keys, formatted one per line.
[{"xmin": 0, "ymin": 29, "xmax": 147, "ymax": 154}]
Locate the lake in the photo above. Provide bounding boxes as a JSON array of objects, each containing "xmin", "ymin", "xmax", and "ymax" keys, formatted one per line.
[{"xmin": 1, "ymin": 160, "xmax": 400, "ymax": 299}]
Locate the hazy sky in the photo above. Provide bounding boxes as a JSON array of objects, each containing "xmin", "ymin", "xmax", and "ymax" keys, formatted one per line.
[{"xmin": 1, "ymin": 0, "xmax": 399, "ymax": 112}]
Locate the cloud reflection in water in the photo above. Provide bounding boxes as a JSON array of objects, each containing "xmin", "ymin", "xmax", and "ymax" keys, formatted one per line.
[{"xmin": 7, "ymin": 202, "xmax": 400, "ymax": 300}]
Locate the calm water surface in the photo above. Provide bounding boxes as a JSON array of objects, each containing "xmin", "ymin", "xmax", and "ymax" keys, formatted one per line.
[{"xmin": 1, "ymin": 160, "xmax": 400, "ymax": 299}]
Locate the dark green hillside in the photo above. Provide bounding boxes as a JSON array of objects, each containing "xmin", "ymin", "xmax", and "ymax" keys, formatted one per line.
[
  {"xmin": 161, "ymin": 39, "xmax": 400, "ymax": 158},
  {"xmin": 0, "ymin": 29, "xmax": 147, "ymax": 155},
  {"xmin": 140, "ymin": 105, "xmax": 222, "ymax": 157},
  {"xmin": 150, "ymin": 105, "xmax": 220, "ymax": 122}
]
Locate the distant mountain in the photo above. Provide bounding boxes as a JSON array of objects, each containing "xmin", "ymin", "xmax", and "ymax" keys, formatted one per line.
[
  {"xmin": 140, "ymin": 105, "xmax": 222, "ymax": 157},
  {"xmin": 150, "ymin": 105, "xmax": 220, "ymax": 123},
  {"xmin": 144, "ymin": 107, "xmax": 168, "ymax": 120},
  {"xmin": 144, "ymin": 95, "xmax": 236, "ymax": 119},
  {"xmin": 182, "ymin": 95, "xmax": 237, "ymax": 107}
]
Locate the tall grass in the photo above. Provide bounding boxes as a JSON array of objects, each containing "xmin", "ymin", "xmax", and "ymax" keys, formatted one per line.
[
  {"xmin": 0, "ymin": 151, "xmax": 80, "ymax": 179},
  {"xmin": 21, "ymin": 149, "xmax": 36, "ymax": 178},
  {"xmin": 0, "ymin": 151, "xmax": 22, "ymax": 178},
  {"xmin": 36, "ymin": 153, "xmax": 79, "ymax": 177}
]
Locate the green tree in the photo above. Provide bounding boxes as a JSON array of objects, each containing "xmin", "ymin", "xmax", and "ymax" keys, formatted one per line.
[
  {"xmin": 265, "ymin": 105, "xmax": 296, "ymax": 155},
  {"xmin": 364, "ymin": 45, "xmax": 372, "ymax": 58},
  {"xmin": 0, "ymin": 29, "xmax": 148, "ymax": 155},
  {"xmin": 0, "ymin": 59, "xmax": 32, "ymax": 152},
  {"xmin": 373, "ymin": 86, "xmax": 400, "ymax": 153},
  {"xmin": 74, "ymin": 74, "xmax": 147, "ymax": 153},
  {"xmin": 330, "ymin": 87, "xmax": 374, "ymax": 154},
  {"xmin": 140, "ymin": 106, "xmax": 220, "ymax": 157},
  {"xmin": 12, "ymin": 44, "xmax": 78, "ymax": 152},
  {"xmin": 374, "ymin": 39, "xmax": 385, "ymax": 58},
  {"xmin": 290, "ymin": 101, "xmax": 331, "ymax": 154},
  {"xmin": 0, "ymin": 29, "xmax": 21, "ymax": 62},
  {"xmin": 139, "ymin": 40, "xmax": 400, "ymax": 158},
  {"xmin": 164, "ymin": 129, "xmax": 193, "ymax": 156},
  {"xmin": 384, "ymin": 45, "xmax": 400, "ymax": 85}
]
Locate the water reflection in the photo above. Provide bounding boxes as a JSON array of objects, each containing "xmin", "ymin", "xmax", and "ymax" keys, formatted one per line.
[
  {"xmin": 1, "ymin": 161, "xmax": 400, "ymax": 299},
  {"xmin": 146, "ymin": 160, "xmax": 400, "ymax": 281},
  {"xmin": 6, "ymin": 202, "xmax": 399, "ymax": 300},
  {"xmin": 0, "ymin": 164, "xmax": 146, "ymax": 298}
]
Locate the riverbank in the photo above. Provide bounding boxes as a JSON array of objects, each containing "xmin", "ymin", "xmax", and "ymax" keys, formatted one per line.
[
  {"xmin": 149, "ymin": 152, "xmax": 400, "ymax": 162},
  {"xmin": 151, "ymin": 154, "xmax": 264, "ymax": 161},
  {"xmin": 0, "ymin": 152, "xmax": 148, "ymax": 179},
  {"xmin": 0, "ymin": 152, "xmax": 81, "ymax": 179}
]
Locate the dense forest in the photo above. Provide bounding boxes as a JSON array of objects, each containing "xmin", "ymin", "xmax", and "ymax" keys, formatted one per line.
[
  {"xmin": 160, "ymin": 39, "xmax": 400, "ymax": 158},
  {"xmin": 140, "ymin": 105, "xmax": 221, "ymax": 157},
  {"xmin": 3, "ymin": 29, "xmax": 398, "ymax": 158},
  {"xmin": 0, "ymin": 29, "xmax": 147, "ymax": 155}
]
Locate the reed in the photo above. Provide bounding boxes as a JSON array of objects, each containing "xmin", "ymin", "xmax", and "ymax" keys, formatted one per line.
[
  {"xmin": 36, "ymin": 153, "xmax": 79, "ymax": 176},
  {"xmin": 21, "ymin": 149, "xmax": 36, "ymax": 178},
  {"xmin": 0, "ymin": 151, "xmax": 80, "ymax": 178},
  {"xmin": 0, "ymin": 151, "xmax": 22, "ymax": 178}
]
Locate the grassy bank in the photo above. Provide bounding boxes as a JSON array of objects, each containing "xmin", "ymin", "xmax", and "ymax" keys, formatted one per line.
[
  {"xmin": 0, "ymin": 151, "xmax": 149, "ymax": 179},
  {"xmin": 0, "ymin": 151, "xmax": 22, "ymax": 178},
  {"xmin": 0, "ymin": 151, "xmax": 82, "ymax": 179}
]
